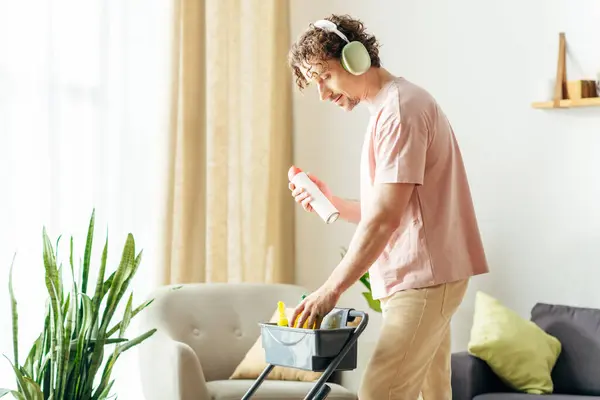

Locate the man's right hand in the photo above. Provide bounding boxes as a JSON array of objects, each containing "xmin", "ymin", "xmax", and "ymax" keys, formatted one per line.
[{"xmin": 288, "ymin": 172, "xmax": 333, "ymax": 213}]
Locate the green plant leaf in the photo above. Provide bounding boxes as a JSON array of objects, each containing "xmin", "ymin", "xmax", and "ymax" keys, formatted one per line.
[
  {"xmin": 361, "ymin": 292, "xmax": 382, "ymax": 313},
  {"xmin": 22, "ymin": 377, "xmax": 43, "ymax": 400},
  {"xmin": 101, "ymin": 234, "xmax": 136, "ymax": 330},
  {"xmin": 68, "ymin": 293, "xmax": 93, "ymax": 397},
  {"xmin": 22, "ymin": 334, "xmax": 42, "ymax": 380},
  {"xmin": 82, "ymin": 208, "xmax": 95, "ymax": 295},
  {"xmin": 3, "ymin": 355, "xmax": 30, "ymax": 399},
  {"xmin": 8, "ymin": 253, "xmax": 19, "ymax": 391},
  {"xmin": 359, "ymin": 272, "xmax": 371, "ymax": 292},
  {"xmin": 33, "ymin": 329, "xmax": 45, "ymax": 383},
  {"xmin": 119, "ymin": 294, "xmax": 133, "ymax": 339},
  {"xmin": 58, "ymin": 276, "xmax": 77, "ymax": 400},
  {"xmin": 95, "ymin": 378, "xmax": 114, "ymax": 400},
  {"xmin": 69, "ymin": 236, "xmax": 74, "ymax": 282},
  {"xmin": 117, "ymin": 328, "xmax": 156, "ymax": 353},
  {"xmin": 87, "ymin": 233, "xmax": 135, "ymax": 394},
  {"xmin": 0, "ymin": 389, "xmax": 25, "ymax": 400},
  {"xmin": 57, "ymin": 263, "xmax": 64, "ymax": 311},
  {"xmin": 41, "ymin": 303, "xmax": 52, "ymax": 392},
  {"xmin": 106, "ymin": 299, "xmax": 154, "ymax": 338},
  {"xmin": 49, "ymin": 280, "xmax": 63, "ymax": 398},
  {"xmin": 91, "ymin": 233, "xmax": 109, "ymax": 331},
  {"xmin": 113, "ymin": 250, "xmax": 143, "ymax": 316},
  {"xmin": 102, "ymin": 271, "xmax": 115, "ymax": 295},
  {"xmin": 67, "ymin": 337, "xmax": 127, "ymax": 350},
  {"xmin": 68, "ymin": 240, "xmax": 79, "ymax": 341},
  {"xmin": 42, "ymin": 227, "xmax": 61, "ymax": 398}
]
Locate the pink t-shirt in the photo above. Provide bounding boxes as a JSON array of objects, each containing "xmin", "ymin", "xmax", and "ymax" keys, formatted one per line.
[{"xmin": 360, "ymin": 77, "xmax": 489, "ymax": 300}]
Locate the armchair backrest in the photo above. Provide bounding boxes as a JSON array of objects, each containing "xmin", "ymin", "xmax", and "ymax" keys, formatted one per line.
[{"xmin": 140, "ymin": 282, "xmax": 307, "ymax": 382}]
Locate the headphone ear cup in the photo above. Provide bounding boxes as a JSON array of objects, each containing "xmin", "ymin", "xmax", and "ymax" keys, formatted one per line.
[{"xmin": 341, "ymin": 41, "xmax": 371, "ymax": 75}]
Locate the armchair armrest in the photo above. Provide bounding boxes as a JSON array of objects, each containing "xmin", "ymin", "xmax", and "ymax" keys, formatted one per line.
[
  {"xmin": 451, "ymin": 351, "xmax": 511, "ymax": 400},
  {"xmin": 138, "ymin": 328, "xmax": 211, "ymax": 400}
]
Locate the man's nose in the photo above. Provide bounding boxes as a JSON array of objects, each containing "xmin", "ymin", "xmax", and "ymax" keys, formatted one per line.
[{"xmin": 318, "ymin": 83, "xmax": 330, "ymax": 101}]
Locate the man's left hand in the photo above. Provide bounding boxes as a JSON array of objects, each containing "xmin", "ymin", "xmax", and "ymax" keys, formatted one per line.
[{"xmin": 290, "ymin": 283, "xmax": 340, "ymax": 329}]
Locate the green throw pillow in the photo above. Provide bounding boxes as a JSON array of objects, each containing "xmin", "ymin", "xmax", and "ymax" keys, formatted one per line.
[{"xmin": 467, "ymin": 291, "xmax": 562, "ymax": 394}]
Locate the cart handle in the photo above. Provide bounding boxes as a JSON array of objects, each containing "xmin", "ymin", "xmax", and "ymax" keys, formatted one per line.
[{"xmin": 347, "ymin": 309, "xmax": 369, "ymax": 336}]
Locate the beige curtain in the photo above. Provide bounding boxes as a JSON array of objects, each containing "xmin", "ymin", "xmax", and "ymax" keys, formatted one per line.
[{"xmin": 161, "ymin": 0, "xmax": 295, "ymax": 285}]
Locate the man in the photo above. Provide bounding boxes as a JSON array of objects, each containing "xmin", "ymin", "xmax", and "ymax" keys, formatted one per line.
[{"xmin": 287, "ymin": 14, "xmax": 489, "ymax": 400}]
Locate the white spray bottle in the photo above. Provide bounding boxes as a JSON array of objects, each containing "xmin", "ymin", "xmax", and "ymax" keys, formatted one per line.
[{"xmin": 288, "ymin": 165, "xmax": 340, "ymax": 224}]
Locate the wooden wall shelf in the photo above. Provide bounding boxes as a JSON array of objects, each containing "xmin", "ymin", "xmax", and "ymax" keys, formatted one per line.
[
  {"xmin": 532, "ymin": 97, "xmax": 600, "ymax": 109},
  {"xmin": 532, "ymin": 32, "xmax": 600, "ymax": 109}
]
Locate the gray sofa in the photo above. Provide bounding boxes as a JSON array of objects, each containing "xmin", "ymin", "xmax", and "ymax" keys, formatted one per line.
[{"xmin": 451, "ymin": 302, "xmax": 600, "ymax": 399}]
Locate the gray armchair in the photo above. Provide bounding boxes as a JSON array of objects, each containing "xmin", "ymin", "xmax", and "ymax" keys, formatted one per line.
[{"xmin": 137, "ymin": 282, "xmax": 358, "ymax": 400}]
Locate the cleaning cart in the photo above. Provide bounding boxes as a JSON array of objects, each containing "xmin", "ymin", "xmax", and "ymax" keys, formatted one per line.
[{"xmin": 241, "ymin": 308, "xmax": 369, "ymax": 400}]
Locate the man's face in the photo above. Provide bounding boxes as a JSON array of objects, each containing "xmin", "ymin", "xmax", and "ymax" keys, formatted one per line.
[{"xmin": 301, "ymin": 59, "xmax": 362, "ymax": 111}]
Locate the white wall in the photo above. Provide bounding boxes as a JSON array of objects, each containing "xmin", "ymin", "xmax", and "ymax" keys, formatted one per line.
[{"xmin": 290, "ymin": 0, "xmax": 600, "ymax": 354}]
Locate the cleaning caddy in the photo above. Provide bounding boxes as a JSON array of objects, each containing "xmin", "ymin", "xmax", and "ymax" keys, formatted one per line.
[{"xmin": 241, "ymin": 303, "xmax": 369, "ymax": 400}]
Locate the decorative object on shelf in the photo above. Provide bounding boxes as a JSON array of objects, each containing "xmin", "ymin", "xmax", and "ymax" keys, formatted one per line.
[
  {"xmin": 340, "ymin": 246, "xmax": 381, "ymax": 313},
  {"xmin": 566, "ymin": 80, "xmax": 597, "ymax": 99},
  {"xmin": 532, "ymin": 32, "xmax": 600, "ymax": 109},
  {"xmin": 0, "ymin": 209, "xmax": 167, "ymax": 400}
]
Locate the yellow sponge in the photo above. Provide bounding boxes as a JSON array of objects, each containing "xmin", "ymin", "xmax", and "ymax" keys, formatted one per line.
[
  {"xmin": 276, "ymin": 300, "xmax": 316, "ymax": 329},
  {"xmin": 293, "ymin": 315, "xmax": 316, "ymax": 329}
]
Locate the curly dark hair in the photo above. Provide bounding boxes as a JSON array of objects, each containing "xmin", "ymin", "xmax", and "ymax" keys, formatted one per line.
[{"xmin": 288, "ymin": 14, "xmax": 382, "ymax": 90}]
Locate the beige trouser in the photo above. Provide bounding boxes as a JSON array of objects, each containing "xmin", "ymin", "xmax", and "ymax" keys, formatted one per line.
[{"xmin": 358, "ymin": 278, "xmax": 469, "ymax": 400}]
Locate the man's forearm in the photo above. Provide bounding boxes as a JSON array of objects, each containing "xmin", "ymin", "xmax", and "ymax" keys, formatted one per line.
[
  {"xmin": 331, "ymin": 196, "xmax": 361, "ymax": 224},
  {"xmin": 324, "ymin": 212, "xmax": 397, "ymax": 295}
]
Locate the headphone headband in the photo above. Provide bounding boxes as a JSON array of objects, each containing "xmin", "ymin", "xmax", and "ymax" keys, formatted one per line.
[
  {"xmin": 313, "ymin": 19, "xmax": 349, "ymax": 43},
  {"xmin": 311, "ymin": 18, "xmax": 371, "ymax": 76}
]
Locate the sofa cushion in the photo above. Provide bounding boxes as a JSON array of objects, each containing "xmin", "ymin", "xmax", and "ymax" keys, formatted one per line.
[
  {"xmin": 475, "ymin": 394, "xmax": 599, "ymax": 399},
  {"xmin": 206, "ymin": 379, "xmax": 357, "ymax": 400},
  {"xmin": 467, "ymin": 291, "xmax": 561, "ymax": 394},
  {"xmin": 531, "ymin": 303, "xmax": 600, "ymax": 396}
]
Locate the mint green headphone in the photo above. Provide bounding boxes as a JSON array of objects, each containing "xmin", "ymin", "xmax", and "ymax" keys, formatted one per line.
[{"xmin": 314, "ymin": 19, "xmax": 371, "ymax": 75}]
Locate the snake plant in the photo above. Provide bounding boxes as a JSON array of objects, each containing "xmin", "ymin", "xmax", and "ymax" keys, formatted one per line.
[
  {"xmin": 1, "ymin": 209, "xmax": 157, "ymax": 400},
  {"xmin": 340, "ymin": 247, "xmax": 381, "ymax": 313}
]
